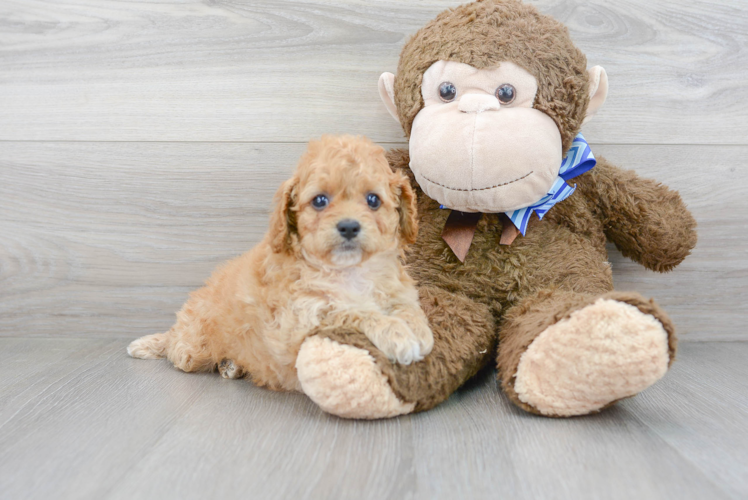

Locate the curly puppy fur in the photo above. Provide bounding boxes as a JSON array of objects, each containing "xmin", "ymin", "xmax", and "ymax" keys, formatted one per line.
[{"xmin": 128, "ymin": 135, "xmax": 432, "ymax": 391}]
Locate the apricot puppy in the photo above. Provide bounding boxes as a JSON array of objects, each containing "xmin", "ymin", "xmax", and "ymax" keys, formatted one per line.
[{"xmin": 127, "ymin": 135, "xmax": 433, "ymax": 391}]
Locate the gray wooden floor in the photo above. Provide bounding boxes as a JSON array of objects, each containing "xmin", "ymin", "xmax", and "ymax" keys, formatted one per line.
[
  {"xmin": 2, "ymin": 1, "xmax": 748, "ymax": 499},
  {"xmin": 0, "ymin": 339, "xmax": 745, "ymax": 500}
]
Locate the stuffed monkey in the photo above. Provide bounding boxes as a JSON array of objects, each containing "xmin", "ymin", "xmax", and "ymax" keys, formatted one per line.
[{"xmin": 295, "ymin": 0, "xmax": 697, "ymax": 418}]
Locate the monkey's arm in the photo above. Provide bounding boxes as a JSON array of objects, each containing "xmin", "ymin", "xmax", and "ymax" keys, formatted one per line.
[{"xmin": 576, "ymin": 156, "xmax": 697, "ymax": 272}]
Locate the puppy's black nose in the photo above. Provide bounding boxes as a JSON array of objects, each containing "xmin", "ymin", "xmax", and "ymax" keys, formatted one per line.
[{"xmin": 337, "ymin": 219, "xmax": 361, "ymax": 240}]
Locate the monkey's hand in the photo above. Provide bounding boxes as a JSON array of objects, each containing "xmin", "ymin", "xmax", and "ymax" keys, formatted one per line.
[{"xmin": 577, "ymin": 156, "xmax": 697, "ymax": 272}]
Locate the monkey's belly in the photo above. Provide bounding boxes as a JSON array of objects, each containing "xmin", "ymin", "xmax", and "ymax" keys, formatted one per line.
[{"xmin": 406, "ymin": 208, "xmax": 611, "ymax": 309}]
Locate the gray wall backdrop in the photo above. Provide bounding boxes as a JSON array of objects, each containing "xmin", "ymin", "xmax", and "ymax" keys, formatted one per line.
[{"xmin": 1, "ymin": 0, "xmax": 746, "ymax": 340}]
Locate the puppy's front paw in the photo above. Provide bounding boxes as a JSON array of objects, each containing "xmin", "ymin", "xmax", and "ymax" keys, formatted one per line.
[
  {"xmin": 368, "ymin": 317, "xmax": 425, "ymax": 366},
  {"xmin": 218, "ymin": 359, "xmax": 245, "ymax": 379},
  {"xmin": 411, "ymin": 321, "xmax": 434, "ymax": 358}
]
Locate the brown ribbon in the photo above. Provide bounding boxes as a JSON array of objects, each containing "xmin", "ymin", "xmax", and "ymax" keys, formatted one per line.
[
  {"xmin": 441, "ymin": 211, "xmax": 482, "ymax": 263},
  {"xmin": 441, "ymin": 211, "xmax": 520, "ymax": 262},
  {"xmin": 498, "ymin": 213, "xmax": 520, "ymax": 246}
]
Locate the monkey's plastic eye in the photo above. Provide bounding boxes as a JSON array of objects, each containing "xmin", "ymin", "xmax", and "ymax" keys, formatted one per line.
[
  {"xmin": 312, "ymin": 194, "xmax": 329, "ymax": 210},
  {"xmin": 495, "ymin": 84, "xmax": 516, "ymax": 104},
  {"xmin": 366, "ymin": 193, "xmax": 381, "ymax": 210},
  {"xmin": 439, "ymin": 82, "xmax": 457, "ymax": 102}
]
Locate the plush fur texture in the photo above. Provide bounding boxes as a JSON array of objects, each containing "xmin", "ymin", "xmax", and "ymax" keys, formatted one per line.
[
  {"xmin": 292, "ymin": 0, "xmax": 697, "ymax": 419},
  {"xmin": 297, "ymin": 336, "xmax": 416, "ymax": 419},
  {"xmin": 394, "ymin": 0, "xmax": 590, "ymax": 152},
  {"xmin": 304, "ymin": 150, "xmax": 693, "ymax": 415},
  {"xmin": 513, "ymin": 298, "xmax": 670, "ymax": 416},
  {"xmin": 407, "ymin": 60, "xmax": 566, "ymax": 213},
  {"xmin": 309, "ymin": 284, "xmax": 497, "ymax": 412},
  {"xmin": 294, "ymin": 0, "xmax": 694, "ymax": 418},
  {"xmin": 127, "ymin": 135, "xmax": 433, "ymax": 390}
]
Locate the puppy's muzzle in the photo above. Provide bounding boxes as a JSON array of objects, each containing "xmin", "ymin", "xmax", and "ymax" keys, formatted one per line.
[{"xmin": 337, "ymin": 219, "xmax": 361, "ymax": 240}]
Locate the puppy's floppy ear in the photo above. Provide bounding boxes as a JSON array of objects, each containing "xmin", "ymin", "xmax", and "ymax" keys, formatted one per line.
[
  {"xmin": 392, "ymin": 173, "xmax": 418, "ymax": 245},
  {"xmin": 269, "ymin": 176, "xmax": 299, "ymax": 253}
]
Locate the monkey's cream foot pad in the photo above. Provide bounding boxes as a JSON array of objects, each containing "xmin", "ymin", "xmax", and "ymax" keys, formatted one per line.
[
  {"xmin": 513, "ymin": 299, "xmax": 670, "ymax": 417},
  {"xmin": 296, "ymin": 336, "xmax": 415, "ymax": 419}
]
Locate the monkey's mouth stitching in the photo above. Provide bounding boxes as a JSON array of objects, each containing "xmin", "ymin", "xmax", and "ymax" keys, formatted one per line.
[{"xmin": 420, "ymin": 171, "xmax": 533, "ymax": 192}]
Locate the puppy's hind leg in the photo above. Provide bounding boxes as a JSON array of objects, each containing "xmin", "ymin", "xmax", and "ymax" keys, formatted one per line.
[
  {"xmin": 128, "ymin": 330, "xmax": 216, "ymax": 374},
  {"xmin": 218, "ymin": 359, "xmax": 246, "ymax": 379},
  {"xmin": 128, "ymin": 333, "xmax": 169, "ymax": 360}
]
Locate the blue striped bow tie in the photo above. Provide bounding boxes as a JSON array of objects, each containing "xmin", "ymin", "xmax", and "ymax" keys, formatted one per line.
[
  {"xmin": 439, "ymin": 134, "xmax": 597, "ymax": 234},
  {"xmin": 439, "ymin": 134, "xmax": 597, "ymax": 261},
  {"xmin": 505, "ymin": 133, "xmax": 596, "ymax": 235}
]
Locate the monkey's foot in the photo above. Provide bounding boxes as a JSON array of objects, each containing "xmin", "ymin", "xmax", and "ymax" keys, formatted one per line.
[
  {"xmin": 513, "ymin": 298, "xmax": 669, "ymax": 417},
  {"xmin": 296, "ymin": 336, "xmax": 415, "ymax": 419}
]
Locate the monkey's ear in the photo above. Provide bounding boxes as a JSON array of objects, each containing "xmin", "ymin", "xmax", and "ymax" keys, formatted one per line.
[
  {"xmin": 269, "ymin": 176, "xmax": 299, "ymax": 253},
  {"xmin": 583, "ymin": 66, "xmax": 609, "ymax": 125},
  {"xmin": 378, "ymin": 72, "xmax": 400, "ymax": 124}
]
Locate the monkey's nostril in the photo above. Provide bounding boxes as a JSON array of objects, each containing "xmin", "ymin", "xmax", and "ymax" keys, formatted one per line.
[{"xmin": 337, "ymin": 219, "xmax": 361, "ymax": 240}]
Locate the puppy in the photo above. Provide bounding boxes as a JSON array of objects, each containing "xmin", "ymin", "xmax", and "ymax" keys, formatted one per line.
[{"xmin": 127, "ymin": 135, "xmax": 433, "ymax": 391}]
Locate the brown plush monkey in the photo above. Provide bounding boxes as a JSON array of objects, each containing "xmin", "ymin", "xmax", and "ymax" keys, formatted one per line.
[{"xmin": 294, "ymin": 0, "xmax": 697, "ymax": 418}]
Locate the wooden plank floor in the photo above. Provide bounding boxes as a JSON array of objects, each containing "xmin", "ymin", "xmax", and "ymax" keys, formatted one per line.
[{"xmin": 0, "ymin": 338, "xmax": 745, "ymax": 500}]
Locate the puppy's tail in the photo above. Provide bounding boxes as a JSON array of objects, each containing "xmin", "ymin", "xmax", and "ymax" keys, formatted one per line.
[{"xmin": 127, "ymin": 333, "xmax": 169, "ymax": 359}]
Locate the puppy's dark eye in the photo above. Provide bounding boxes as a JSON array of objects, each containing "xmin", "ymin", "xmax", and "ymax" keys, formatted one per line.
[
  {"xmin": 366, "ymin": 193, "xmax": 381, "ymax": 210},
  {"xmin": 495, "ymin": 84, "xmax": 516, "ymax": 104},
  {"xmin": 311, "ymin": 194, "xmax": 329, "ymax": 210},
  {"xmin": 439, "ymin": 82, "xmax": 457, "ymax": 102}
]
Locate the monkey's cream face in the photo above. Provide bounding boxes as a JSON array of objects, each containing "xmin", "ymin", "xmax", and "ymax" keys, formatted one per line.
[{"xmin": 409, "ymin": 60, "xmax": 563, "ymax": 213}]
